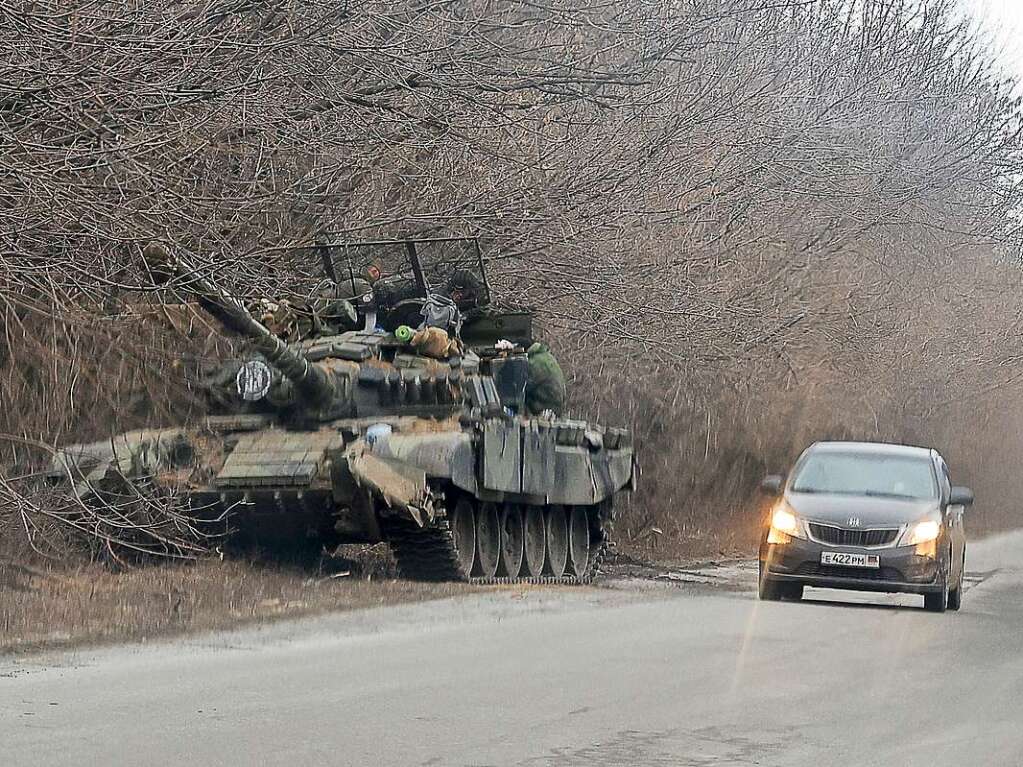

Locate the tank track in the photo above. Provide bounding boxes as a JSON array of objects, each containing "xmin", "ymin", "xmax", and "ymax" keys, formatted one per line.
[{"xmin": 384, "ymin": 515, "xmax": 611, "ymax": 585}]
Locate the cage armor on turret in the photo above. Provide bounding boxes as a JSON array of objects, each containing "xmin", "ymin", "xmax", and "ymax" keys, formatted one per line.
[{"xmin": 50, "ymin": 238, "xmax": 636, "ymax": 583}]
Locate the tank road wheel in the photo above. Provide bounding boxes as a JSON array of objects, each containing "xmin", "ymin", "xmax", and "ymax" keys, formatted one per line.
[
  {"xmin": 544, "ymin": 505, "xmax": 569, "ymax": 577},
  {"xmin": 450, "ymin": 497, "xmax": 477, "ymax": 579},
  {"xmin": 498, "ymin": 505, "xmax": 525, "ymax": 578},
  {"xmin": 522, "ymin": 506, "xmax": 547, "ymax": 577},
  {"xmin": 475, "ymin": 502, "xmax": 501, "ymax": 578},
  {"xmin": 567, "ymin": 506, "xmax": 591, "ymax": 579}
]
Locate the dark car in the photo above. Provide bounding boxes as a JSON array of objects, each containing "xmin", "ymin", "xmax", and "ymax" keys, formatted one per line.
[{"xmin": 758, "ymin": 441, "xmax": 973, "ymax": 612}]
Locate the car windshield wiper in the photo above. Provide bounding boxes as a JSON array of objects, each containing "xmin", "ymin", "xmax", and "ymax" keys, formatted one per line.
[
  {"xmin": 791, "ymin": 489, "xmax": 924, "ymax": 499},
  {"xmin": 860, "ymin": 490, "xmax": 923, "ymax": 500},
  {"xmin": 791, "ymin": 488, "xmax": 865, "ymax": 496}
]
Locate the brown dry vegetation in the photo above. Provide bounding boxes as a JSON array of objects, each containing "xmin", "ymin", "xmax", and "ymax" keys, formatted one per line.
[
  {"xmin": 2, "ymin": 0, "xmax": 1023, "ymax": 600},
  {"xmin": 0, "ymin": 546, "xmax": 481, "ymax": 653},
  {"xmin": 0, "ymin": 563, "xmax": 471, "ymax": 654}
]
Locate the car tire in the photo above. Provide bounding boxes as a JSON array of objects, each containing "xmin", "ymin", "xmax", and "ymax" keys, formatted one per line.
[
  {"xmin": 758, "ymin": 562, "xmax": 800, "ymax": 601},
  {"xmin": 947, "ymin": 579, "xmax": 962, "ymax": 611},
  {"xmin": 924, "ymin": 559, "xmax": 950, "ymax": 613},
  {"xmin": 781, "ymin": 583, "xmax": 804, "ymax": 601},
  {"xmin": 947, "ymin": 554, "xmax": 965, "ymax": 612},
  {"xmin": 759, "ymin": 578, "xmax": 782, "ymax": 600},
  {"xmin": 760, "ymin": 580, "xmax": 802, "ymax": 601},
  {"xmin": 758, "ymin": 562, "xmax": 782, "ymax": 601}
]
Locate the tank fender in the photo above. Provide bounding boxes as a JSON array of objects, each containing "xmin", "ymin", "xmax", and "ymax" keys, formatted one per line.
[
  {"xmin": 369, "ymin": 432, "xmax": 478, "ymax": 495},
  {"xmin": 345, "ymin": 443, "xmax": 436, "ymax": 526},
  {"xmin": 48, "ymin": 428, "xmax": 194, "ymax": 499}
]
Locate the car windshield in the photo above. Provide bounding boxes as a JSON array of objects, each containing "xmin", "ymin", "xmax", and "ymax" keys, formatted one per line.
[{"xmin": 790, "ymin": 451, "xmax": 937, "ymax": 500}]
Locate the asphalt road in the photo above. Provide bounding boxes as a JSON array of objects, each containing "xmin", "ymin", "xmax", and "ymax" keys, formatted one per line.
[{"xmin": 3, "ymin": 531, "xmax": 1023, "ymax": 766}]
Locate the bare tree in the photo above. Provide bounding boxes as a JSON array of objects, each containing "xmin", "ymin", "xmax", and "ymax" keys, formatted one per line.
[{"xmin": 2, "ymin": 0, "xmax": 1022, "ymax": 559}]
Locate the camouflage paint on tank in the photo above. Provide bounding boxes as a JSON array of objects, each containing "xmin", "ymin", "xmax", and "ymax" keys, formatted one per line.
[{"xmin": 49, "ymin": 239, "xmax": 636, "ymax": 582}]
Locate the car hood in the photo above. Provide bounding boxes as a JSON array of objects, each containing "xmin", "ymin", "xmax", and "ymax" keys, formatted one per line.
[{"xmin": 785, "ymin": 492, "xmax": 938, "ymax": 527}]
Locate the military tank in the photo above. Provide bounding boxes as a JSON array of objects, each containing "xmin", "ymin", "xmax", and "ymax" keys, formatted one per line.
[{"xmin": 48, "ymin": 238, "xmax": 636, "ymax": 582}]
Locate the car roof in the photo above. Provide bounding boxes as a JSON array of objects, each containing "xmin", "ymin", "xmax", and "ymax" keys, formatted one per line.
[{"xmin": 806, "ymin": 441, "xmax": 935, "ymax": 460}]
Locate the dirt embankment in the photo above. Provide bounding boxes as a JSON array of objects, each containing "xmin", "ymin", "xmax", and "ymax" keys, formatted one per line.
[
  {"xmin": 0, "ymin": 536, "xmax": 729, "ymax": 654},
  {"xmin": 0, "ymin": 547, "xmax": 477, "ymax": 655}
]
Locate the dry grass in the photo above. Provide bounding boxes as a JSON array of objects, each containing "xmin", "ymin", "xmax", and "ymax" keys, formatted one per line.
[
  {"xmin": 2, "ymin": 512, "xmax": 1012, "ymax": 655},
  {"xmin": 619, "ymin": 527, "xmax": 760, "ymax": 566},
  {"xmin": 0, "ymin": 547, "xmax": 475, "ymax": 655}
]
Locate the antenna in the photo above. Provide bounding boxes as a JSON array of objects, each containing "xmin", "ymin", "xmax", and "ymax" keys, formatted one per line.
[
  {"xmin": 404, "ymin": 241, "xmax": 430, "ymax": 295},
  {"xmin": 473, "ymin": 238, "xmax": 492, "ymax": 304},
  {"xmin": 317, "ymin": 243, "xmax": 339, "ymax": 285}
]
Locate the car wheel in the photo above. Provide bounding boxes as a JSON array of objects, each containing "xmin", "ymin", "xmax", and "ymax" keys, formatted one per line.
[
  {"xmin": 759, "ymin": 578, "xmax": 782, "ymax": 601},
  {"xmin": 758, "ymin": 562, "xmax": 783, "ymax": 601},
  {"xmin": 947, "ymin": 578, "xmax": 962, "ymax": 611},
  {"xmin": 947, "ymin": 554, "xmax": 965, "ymax": 612},
  {"xmin": 924, "ymin": 559, "xmax": 950, "ymax": 613},
  {"xmin": 781, "ymin": 583, "xmax": 804, "ymax": 601}
]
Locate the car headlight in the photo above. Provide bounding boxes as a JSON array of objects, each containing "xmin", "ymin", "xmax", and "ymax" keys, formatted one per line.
[
  {"xmin": 901, "ymin": 517, "xmax": 941, "ymax": 546},
  {"xmin": 767, "ymin": 503, "xmax": 804, "ymax": 543}
]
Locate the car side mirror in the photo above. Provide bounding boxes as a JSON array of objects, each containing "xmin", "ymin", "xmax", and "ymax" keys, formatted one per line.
[
  {"xmin": 949, "ymin": 486, "xmax": 974, "ymax": 507},
  {"xmin": 760, "ymin": 474, "xmax": 784, "ymax": 495}
]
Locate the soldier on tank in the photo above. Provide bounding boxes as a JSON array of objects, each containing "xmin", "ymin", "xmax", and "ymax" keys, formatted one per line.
[
  {"xmin": 314, "ymin": 295, "xmax": 358, "ymax": 335},
  {"xmin": 444, "ymin": 268, "xmax": 485, "ymax": 311},
  {"xmin": 373, "ymin": 275, "xmax": 421, "ymax": 308},
  {"xmin": 335, "ymin": 263, "xmax": 381, "ymax": 303},
  {"xmin": 250, "ymin": 298, "xmax": 300, "ymax": 340},
  {"xmin": 525, "ymin": 340, "xmax": 566, "ymax": 416},
  {"xmin": 307, "ymin": 280, "xmax": 358, "ymax": 336},
  {"xmin": 249, "ymin": 284, "xmax": 358, "ymax": 342}
]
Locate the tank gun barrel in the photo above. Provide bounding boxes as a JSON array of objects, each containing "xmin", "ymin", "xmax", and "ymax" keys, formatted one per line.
[{"xmin": 143, "ymin": 242, "xmax": 334, "ymax": 404}]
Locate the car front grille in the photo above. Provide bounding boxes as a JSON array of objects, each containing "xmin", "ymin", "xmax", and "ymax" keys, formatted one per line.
[
  {"xmin": 793, "ymin": 563, "xmax": 904, "ymax": 581},
  {"xmin": 807, "ymin": 523, "xmax": 899, "ymax": 547}
]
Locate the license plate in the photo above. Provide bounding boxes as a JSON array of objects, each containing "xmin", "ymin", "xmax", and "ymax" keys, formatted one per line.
[{"xmin": 821, "ymin": 551, "xmax": 880, "ymax": 568}]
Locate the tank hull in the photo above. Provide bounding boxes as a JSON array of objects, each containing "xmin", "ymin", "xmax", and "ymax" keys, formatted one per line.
[{"xmin": 49, "ymin": 414, "xmax": 635, "ymax": 582}]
